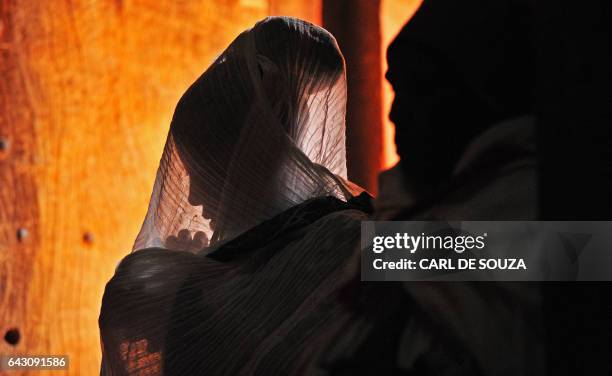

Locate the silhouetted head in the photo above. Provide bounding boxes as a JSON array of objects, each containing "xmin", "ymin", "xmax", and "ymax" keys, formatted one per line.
[
  {"xmin": 133, "ymin": 17, "xmax": 350, "ymax": 249},
  {"xmin": 172, "ymin": 17, "xmax": 344, "ymax": 213},
  {"xmin": 387, "ymin": 0, "xmax": 534, "ymax": 190}
]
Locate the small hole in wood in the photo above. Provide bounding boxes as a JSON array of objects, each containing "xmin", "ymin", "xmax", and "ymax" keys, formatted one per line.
[
  {"xmin": 83, "ymin": 231, "xmax": 95, "ymax": 245},
  {"xmin": 4, "ymin": 328, "xmax": 20, "ymax": 346},
  {"xmin": 16, "ymin": 228, "xmax": 28, "ymax": 241}
]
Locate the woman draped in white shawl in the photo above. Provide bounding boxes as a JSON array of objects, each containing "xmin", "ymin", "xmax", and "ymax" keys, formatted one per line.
[{"xmin": 99, "ymin": 17, "xmax": 371, "ymax": 375}]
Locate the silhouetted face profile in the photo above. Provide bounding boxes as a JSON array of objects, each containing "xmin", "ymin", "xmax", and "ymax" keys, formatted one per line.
[
  {"xmin": 387, "ymin": 0, "xmax": 533, "ymax": 190},
  {"xmin": 175, "ymin": 17, "xmax": 345, "ymax": 222},
  {"xmin": 131, "ymin": 16, "xmax": 350, "ymax": 249}
]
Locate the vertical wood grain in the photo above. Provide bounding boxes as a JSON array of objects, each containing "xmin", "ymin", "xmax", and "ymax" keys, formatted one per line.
[
  {"xmin": 1, "ymin": 2, "xmax": 41, "ymax": 374},
  {"xmin": 323, "ymin": 0, "xmax": 383, "ymax": 194},
  {"xmin": 0, "ymin": 1, "xmax": 319, "ymax": 374},
  {"xmin": 380, "ymin": 0, "xmax": 423, "ymax": 169}
]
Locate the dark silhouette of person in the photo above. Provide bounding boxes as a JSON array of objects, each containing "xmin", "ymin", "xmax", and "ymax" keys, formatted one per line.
[
  {"xmin": 326, "ymin": 1, "xmax": 546, "ymax": 375},
  {"xmin": 99, "ymin": 17, "xmax": 375, "ymax": 375},
  {"xmin": 384, "ymin": 0, "xmax": 535, "ymax": 212},
  {"xmin": 383, "ymin": 1, "xmax": 544, "ymax": 374}
]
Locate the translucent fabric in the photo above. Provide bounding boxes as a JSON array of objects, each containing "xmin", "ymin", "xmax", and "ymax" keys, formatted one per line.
[
  {"xmin": 100, "ymin": 206, "xmax": 370, "ymax": 375},
  {"xmin": 100, "ymin": 17, "xmax": 370, "ymax": 375},
  {"xmin": 133, "ymin": 16, "xmax": 357, "ymax": 251}
]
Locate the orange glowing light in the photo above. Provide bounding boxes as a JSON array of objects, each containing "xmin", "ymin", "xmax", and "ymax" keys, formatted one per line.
[
  {"xmin": 380, "ymin": 0, "xmax": 424, "ymax": 169},
  {"xmin": 0, "ymin": 2, "xmax": 424, "ymax": 375}
]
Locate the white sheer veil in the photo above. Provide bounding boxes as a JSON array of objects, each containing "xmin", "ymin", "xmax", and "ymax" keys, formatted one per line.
[{"xmin": 133, "ymin": 17, "xmax": 360, "ymax": 251}]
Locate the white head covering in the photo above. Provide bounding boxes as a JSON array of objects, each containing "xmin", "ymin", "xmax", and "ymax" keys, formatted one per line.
[{"xmin": 133, "ymin": 17, "xmax": 358, "ymax": 251}]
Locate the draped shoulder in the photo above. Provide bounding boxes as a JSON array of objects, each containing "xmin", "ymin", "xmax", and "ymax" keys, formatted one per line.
[
  {"xmin": 100, "ymin": 16, "xmax": 368, "ymax": 375},
  {"xmin": 100, "ymin": 195, "xmax": 372, "ymax": 375}
]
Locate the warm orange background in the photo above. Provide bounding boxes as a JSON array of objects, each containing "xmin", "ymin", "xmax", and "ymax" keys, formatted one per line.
[
  {"xmin": 0, "ymin": 1, "xmax": 420, "ymax": 374},
  {"xmin": 381, "ymin": 0, "xmax": 423, "ymax": 168}
]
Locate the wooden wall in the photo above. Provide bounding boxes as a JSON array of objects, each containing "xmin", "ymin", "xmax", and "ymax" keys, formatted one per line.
[
  {"xmin": 0, "ymin": 0, "xmax": 422, "ymax": 374},
  {"xmin": 0, "ymin": 1, "xmax": 318, "ymax": 374},
  {"xmin": 380, "ymin": 0, "xmax": 423, "ymax": 169},
  {"xmin": 324, "ymin": 0, "xmax": 384, "ymax": 194}
]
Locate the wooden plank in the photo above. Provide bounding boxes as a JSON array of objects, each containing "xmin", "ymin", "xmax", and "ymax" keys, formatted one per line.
[
  {"xmin": 1, "ymin": 3, "xmax": 41, "ymax": 376},
  {"xmin": 0, "ymin": 1, "xmax": 317, "ymax": 374},
  {"xmin": 323, "ymin": 0, "xmax": 383, "ymax": 194}
]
